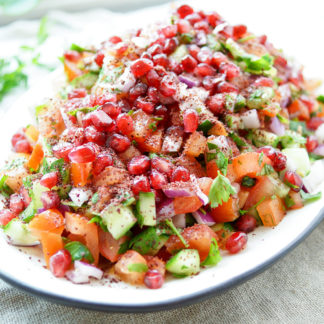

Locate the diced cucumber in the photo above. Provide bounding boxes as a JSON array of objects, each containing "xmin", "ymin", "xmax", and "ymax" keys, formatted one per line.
[
  {"xmin": 3, "ymin": 219, "xmax": 39, "ymax": 246},
  {"xmin": 170, "ymin": 44, "xmax": 188, "ymax": 62},
  {"xmin": 136, "ymin": 192, "xmax": 156, "ymax": 226},
  {"xmin": 268, "ymin": 175, "xmax": 290, "ymax": 198},
  {"xmin": 246, "ymin": 87, "xmax": 275, "ymax": 109},
  {"xmin": 282, "ymin": 148, "xmax": 311, "ymax": 177},
  {"xmin": 166, "ymin": 249, "xmax": 200, "ymax": 276},
  {"xmin": 251, "ymin": 130, "xmax": 277, "ymax": 147},
  {"xmin": 101, "ymin": 204, "xmax": 137, "ymax": 240},
  {"xmin": 32, "ymin": 181, "xmax": 49, "ymax": 210}
]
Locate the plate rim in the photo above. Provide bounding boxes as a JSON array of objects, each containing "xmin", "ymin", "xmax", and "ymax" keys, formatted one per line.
[{"xmin": 0, "ymin": 208, "xmax": 323, "ymax": 313}]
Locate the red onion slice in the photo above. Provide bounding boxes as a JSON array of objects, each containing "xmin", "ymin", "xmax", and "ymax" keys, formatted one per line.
[
  {"xmin": 178, "ymin": 74, "xmax": 200, "ymax": 88},
  {"xmin": 66, "ymin": 261, "xmax": 103, "ymax": 284},
  {"xmin": 193, "ymin": 209, "xmax": 216, "ymax": 226},
  {"xmin": 163, "ymin": 182, "xmax": 196, "ymax": 198},
  {"xmin": 157, "ymin": 198, "xmax": 175, "ymax": 220},
  {"xmin": 269, "ymin": 116, "xmax": 285, "ymax": 136}
]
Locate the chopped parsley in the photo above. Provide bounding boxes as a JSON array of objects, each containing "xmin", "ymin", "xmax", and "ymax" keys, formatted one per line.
[
  {"xmin": 198, "ymin": 120, "xmax": 213, "ymax": 135},
  {"xmin": 201, "ymin": 238, "xmax": 221, "ymax": 267},
  {"xmin": 70, "ymin": 43, "xmax": 95, "ymax": 53},
  {"xmin": 284, "ymin": 195, "xmax": 295, "ymax": 208},
  {"xmin": 148, "ymin": 122, "xmax": 157, "ymax": 132},
  {"xmin": 64, "ymin": 241, "xmax": 94, "ymax": 263},
  {"xmin": 215, "ymin": 151, "xmax": 228, "ymax": 175},
  {"xmin": 88, "ymin": 215, "xmax": 107, "ymax": 231},
  {"xmin": 259, "ymin": 163, "xmax": 275, "ymax": 176},
  {"xmin": 129, "ymin": 227, "xmax": 162, "ymax": 255},
  {"xmin": 300, "ymin": 190, "xmax": 322, "ymax": 203}
]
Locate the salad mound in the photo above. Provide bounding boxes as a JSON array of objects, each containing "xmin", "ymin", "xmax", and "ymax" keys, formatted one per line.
[{"xmin": 1, "ymin": 4, "xmax": 323, "ymax": 289}]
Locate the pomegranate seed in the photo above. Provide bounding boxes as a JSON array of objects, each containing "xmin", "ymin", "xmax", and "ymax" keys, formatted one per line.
[
  {"xmin": 151, "ymin": 156, "xmax": 174, "ymax": 178},
  {"xmin": 67, "ymin": 88, "xmax": 87, "ymax": 100},
  {"xmin": 171, "ymin": 166, "xmax": 190, "ymax": 182},
  {"xmin": 306, "ymin": 136, "xmax": 319, "ymax": 152},
  {"xmin": 197, "ymin": 47, "xmax": 212, "ymax": 64},
  {"xmin": 89, "ymin": 110, "xmax": 113, "ymax": 132},
  {"xmin": 163, "ymin": 37, "xmax": 178, "ymax": 55},
  {"xmin": 146, "ymin": 69, "xmax": 161, "ymax": 88},
  {"xmin": 216, "ymin": 81, "xmax": 239, "ymax": 93},
  {"xmin": 85, "ymin": 126, "xmax": 107, "ymax": 146},
  {"xmin": 144, "ymin": 269, "xmax": 164, "ymax": 289},
  {"xmin": 68, "ymin": 144, "xmax": 96, "ymax": 163},
  {"xmin": 115, "ymin": 42, "xmax": 128, "ymax": 56},
  {"xmin": 19, "ymin": 187, "xmax": 31, "ymax": 208},
  {"xmin": 161, "ymin": 25, "xmax": 177, "ymax": 38},
  {"xmin": 194, "ymin": 63, "xmax": 215, "ymax": 77},
  {"xmin": 202, "ymin": 76, "xmax": 219, "ymax": 91},
  {"xmin": 283, "ymin": 171, "xmax": 303, "ymax": 192},
  {"xmin": 136, "ymin": 98, "xmax": 155, "ymax": 114},
  {"xmin": 9, "ymin": 194, "xmax": 24, "ymax": 214},
  {"xmin": 102, "ymin": 102, "xmax": 121, "ymax": 119},
  {"xmin": 63, "ymin": 127, "xmax": 85, "ymax": 146},
  {"xmin": 92, "ymin": 93, "xmax": 117, "ymax": 106},
  {"xmin": 177, "ymin": 4, "xmax": 194, "ymax": 18},
  {"xmin": 219, "ymin": 62, "xmax": 240, "ymax": 80},
  {"xmin": 272, "ymin": 151, "xmax": 287, "ymax": 172},
  {"xmin": 177, "ymin": 19, "xmax": 192, "ymax": 34},
  {"xmin": 49, "ymin": 249, "xmax": 72, "ymax": 278},
  {"xmin": 207, "ymin": 12, "xmax": 222, "ymax": 28},
  {"xmin": 188, "ymin": 44, "xmax": 200, "ymax": 60},
  {"xmin": 131, "ymin": 175, "xmax": 151, "ymax": 195},
  {"xmin": 147, "ymin": 87, "xmax": 159, "ymax": 104},
  {"xmin": 307, "ymin": 117, "xmax": 324, "ymax": 130},
  {"xmin": 253, "ymin": 77, "xmax": 274, "ymax": 88},
  {"xmin": 169, "ymin": 60, "xmax": 183, "ymax": 75},
  {"xmin": 185, "ymin": 13, "xmax": 201, "ymax": 25},
  {"xmin": 206, "ymin": 94, "xmax": 226, "ymax": 114},
  {"xmin": 53, "ymin": 142, "xmax": 74, "ymax": 162},
  {"xmin": 153, "ymin": 54, "xmax": 169, "ymax": 68},
  {"xmin": 194, "ymin": 20, "xmax": 209, "ymax": 32},
  {"xmin": 41, "ymin": 191, "xmax": 60, "ymax": 209},
  {"xmin": 110, "ymin": 134, "xmax": 130, "ymax": 153},
  {"xmin": 109, "ymin": 36, "xmax": 122, "ymax": 44},
  {"xmin": 14, "ymin": 140, "xmax": 32, "ymax": 153},
  {"xmin": 149, "ymin": 170, "xmax": 168, "ymax": 189},
  {"xmin": 274, "ymin": 55, "xmax": 287, "ymax": 68},
  {"xmin": 234, "ymin": 214, "xmax": 257, "ymax": 233},
  {"xmin": 94, "ymin": 51, "xmax": 105, "ymax": 67},
  {"xmin": 183, "ymin": 109, "xmax": 198, "ymax": 133},
  {"xmin": 85, "ymin": 142, "xmax": 101, "ymax": 155},
  {"xmin": 93, "ymin": 152, "xmax": 113, "ymax": 175},
  {"xmin": 128, "ymin": 155, "xmax": 151, "ymax": 175},
  {"xmin": 147, "ymin": 44, "xmax": 163, "ymax": 56},
  {"xmin": 11, "ymin": 132, "xmax": 26, "ymax": 147},
  {"xmin": 82, "ymin": 113, "xmax": 93, "ymax": 128},
  {"xmin": 116, "ymin": 113, "xmax": 134, "ymax": 135},
  {"xmin": 154, "ymin": 105, "xmax": 168, "ymax": 125},
  {"xmin": 0, "ymin": 209, "xmax": 16, "ymax": 226},
  {"xmin": 181, "ymin": 55, "xmax": 198, "ymax": 72},
  {"xmin": 129, "ymin": 82, "xmax": 148, "ymax": 102},
  {"xmin": 232, "ymin": 25, "xmax": 247, "ymax": 40},
  {"xmin": 131, "ymin": 58, "xmax": 154, "ymax": 78},
  {"xmin": 63, "ymin": 50, "xmax": 81, "ymax": 62},
  {"xmin": 211, "ymin": 52, "xmax": 228, "ymax": 68},
  {"xmin": 225, "ymin": 231, "xmax": 248, "ymax": 254},
  {"xmin": 159, "ymin": 76, "xmax": 177, "ymax": 97},
  {"xmin": 257, "ymin": 146, "xmax": 277, "ymax": 160},
  {"xmin": 300, "ymin": 95, "xmax": 316, "ymax": 113},
  {"xmin": 40, "ymin": 172, "xmax": 59, "ymax": 189}
]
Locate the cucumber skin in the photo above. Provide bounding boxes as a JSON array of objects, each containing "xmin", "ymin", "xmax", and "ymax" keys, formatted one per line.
[{"xmin": 166, "ymin": 249, "xmax": 200, "ymax": 276}]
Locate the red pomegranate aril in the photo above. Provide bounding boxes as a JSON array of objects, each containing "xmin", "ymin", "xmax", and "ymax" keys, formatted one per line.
[
  {"xmin": 272, "ymin": 151, "xmax": 287, "ymax": 172},
  {"xmin": 197, "ymin": 48, "xmax": 212, "ymax": 64},
  {"xmin": 147, "ymin": 44, "xmax": 163, "ymax": 56},
  {"xmin": 188, "ymin": 44, "xmax": 200, "ymax": 60},
  {"xmin": 257, "ymin": 146, "xmax": 277, "ymax": 160},
  {"xmin": 20, "ymin": 186, "xmax": 31, "ymax": 208},
  {"xmin": 131, "ymin": 58, "xmax": 154, "ymax": 78},
  {"xmin": 254, "ymin": 77, "xmax": 274, "ymax": 88},
  {"xmin": 202, "ymin": 76, "xmax": 219, "ymax": 91},
  {"xmin": 11, "ymin": 132, "xmax": 26, "ymax": 147},
  {"xmin": 14, "ymin": 140, "xmax": 32, "ymax": 154},
  {"xmin": 68, "ymin": 144, "xmax": 96, "ymax": 163},
  {"xmin": 211, "ymin": 52, "xmax": 228, "ymax": 68},
  {"xmin": 232, "ymin": 24, "xmax": 247, "ymax": 40},
  {"xmin": 109, "ymin": 134, "xmax": 130, "ymax": 153},
  {"xmin": 306, "ymin": 136, "xmax": 319, "ymax": 152},
  {"xmin": 169, "ymin": 60, "xmax": 183, "ymax": 75},
  {"xmin": 307, "ymin": 117, "xmax": 324, "ymax": 130},
  {"xmin": 90, "ymin": 110, "xmax": 113, "ymax": 132},
  {"xmin": 144, "ymin": 269, "xmax": 164, "ymax": 289},
  {"xmin": 164, "ymin": 37, "xmax": 179, "ymax": 55},
  {"xmin": 41, "ymin": 191, "xmax": 60, "ymax": 210},
  {"xmin": 84, "ymin": 126, "xmax": 107, "ymax": 146},
  {"xmin": 151, "ymin": 157, "xmax": 174, "ymax": 178},
  {"xmin": 153, "ymin": 54, "xmax": 169, "ymax": 68},
  {"xmin": 115, "ymin": 42, "xmax": 128, "ymax": 56},
  {"xmin": 102, "ymin": 102, "xmax": 121, "ymax": 119},
  {"xmin": 116, "ymin": 113, "xmax": 134, "ymax": 135},
  {"xmin": 136, "ymin": 98, "xmax": 155, "ymax": 114},
  {"xmin": 183, "ymin": 109, "xmax": 198, "ymax": 133},
  {"xmin": 225, "ymin": 231, "xmax": 248, "ymax": 254},
  {"xmin": 177, "ymin": 19, "xmax": 192, "ymax": 34},
  {"xmin": 149, "ymin": 170, "xmax": 168, "ymax": 190},
  {"xmin": 92, "ymin": 93, "xmax": 117, "ymax": 106},
  {"xmin": 235, "ymin": 214, "xmax": 257, "ymax": 233},
  {"xmin": 63, "ymin": 50, "xmax": 81, "ymax": 62},
  {"xmin": 131, "ymin": 175, "xmax": 151, "ymax": 195},
  {"xmin": 53, "ymin": 142, "xmax": 74, "ymax": 162},
  {"xmin": 206, "ymin": 94, "xmax": 225, "ymax": 114},
  {"xmin": 159, "ymin": 76, "xmax": 177, "ymax": 97},
  {"xmin": 216, "ymin": 81, "xmax": 239, "ymax": 93},
  {"xmin": 67, "ymin": 88, "xmax": 87, "ymax": 100},
  {"xmin": 128, "ymin": 155, "xmax": 151, "ymax": 175},
  {"xmin": 171, "ymin": 166, "xmax": 190, "ymax": 182},
  {"xmin": 186, "ymin": 13, "xmax": 202, "ymax": 25},
  {"xmin": 0, "ymin": 209, "xmax": 16, "ymax": 226},
  {"xmin": 181, "ymin": 55, "xmax": 198, "ymax": 72},
  {"xmin": 161, "ymin": 25, "xmax": 177, "ymax": 38},
  {"xmin": 154, "ymin": 105, "xmax": 168, "ymax": 125},
  {"xmin": 274, "ymin": 55, "xmax": 287, "ymax": 68},
  {"xmin": 146, "ymin": 69, "xmax": 161, "ymax": 88},
  {"xmin": 219, "ymin": 62, "xmax": 240, "ymax": 80},
  {"xmin": 283, "ymin": 171, "xmax": 303, "ymax": 192},
  {"xmin": 49, "ymin": 249, "xmax": 72, "ymax": 278},
  {"xmin": 93, "ymin": 152, "xmax": 113, "ymax": 175},
  {"xmin": 207, "ymin": 12, "xmax": 222, "ymax": 28},
  {"xmin": 40, "ymin": 172, "xmax": 59, "ymax": 189},
  {"xmin": 129, "ymin": 82, "xmax": 148, "ymax": 102},
  {"xmin": 94, "ymin": 51, "xmax": 105, "ymax": 67},
  {"xmin": 109, "ymin": 36, "xmax": 122, "ymax": 44},
  {"xmin": 194, "ymin": 20, "xmax": 209, "ymax": 32},
  {"xmin": 194, "ymin": 63, "xmax": 215, "ymax": 77},
  {"xmin": 177, "ymin": 4, "xmax": 194, "ymax": 18},
  {"xmin": 147, "ymin": 87, "xmax": 159, "ymax": 104},
  {"xmin": 300, "ymin": 95, "xmax": 316, "ymax": 113},
  {"xmin": 9, "ymin": 194, "xmax": 25, "ymax": 214}
]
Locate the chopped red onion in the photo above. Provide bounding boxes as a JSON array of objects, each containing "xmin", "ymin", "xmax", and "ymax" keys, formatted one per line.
[
  {"xmin": 66, "ymin": 261, "xmax": 103, "ymax": 284},
  {"xmin": 192, "ymin": 209, "xmax": 215, "ymax": 226},
  {"xmin": 178, "ymin": 74, "xmax": 200, "ymax": 88},
  {"xmin": 58, "ymin": 204, "xmax": 71, "ymax": 215},
  {"xmin": 172, "ymin": 214, "xmax": 186, "ymax": 228},
  {"xmin": 37, "ymin": 208, "xmax": 46, "ymax": 214},
  {"xmin": 312, "ymin": 144, "xmax": 324, "ymax": 156},
  {"xmin": 163, "ymin": 183, "xmax": 196, "ymax": 198},
  {"xmin": 269, "ymin": 116, "xmax": 285, "ymax": 135},
  {"xmin": 69, "ymin": 188, "xmax": 92, "ymax": 207},
  {"xmin": 157, "ymin": 198, "xmax": 175, "ymax": 220},
  {"xmin": 241, "ymin": 109, "xmax": 261, "ymax": 129}
]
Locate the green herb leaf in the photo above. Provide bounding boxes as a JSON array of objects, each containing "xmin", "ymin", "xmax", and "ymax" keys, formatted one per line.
[
  {"xmin": 67, "ymin": 105, "xmax": 99, "ymax": 117},
  {"xmin": 201, "ymin": 238, "xmax": 221, "ymax": 267},
  {"xmin": 37, "ymin": 17, "xmax": 49, "ymax": 45},
  {"xmin": 180, "ymin": 33, "xmax": 193, "ymax": 44},
  {"xmin": 229, "ymin": 132, "xmax": 249, "ymax": 149},
  {"xmin": 276, "ymin": 114, "xmax": 289, "ymax": 124},
  {"xmin": 300, "ymin": 190, "xmax": 322, "ymax": 203},
  {"xmin": 20, "ymin": 201, "xmax": 36, "ymax": 223},
  {"xmin": 241, "ymin": 176, "xmax": 256, "ymax": 188},
  {"xmin": 259, "ymin": 164, "xmax": 275, "ymax": 176},
  {"xmin": 317, "ymin": 95, "xmax": 324, "ymax": 104},
  {"xmin": 127, "ymin": 263, "xmax": 148, "ymax": 273},
  {"xmin": 215, "ymin": 151, "xmax": 228, "ymax": 175},
  {"xmin": 284, "ymin": 195, "xmax": 295, "ymax": 208},
  {"xmin": 209, "ymin": 171, "xmax": 237, "ymax": 208},
  {"xmin": 88, "ymin": 215, "xmax": 107, "ymax": 231},
  {"xmin": 239, "ymin": 209, "xmax": 248, "ymax": 216},
  {"xmin": 148, "ymin": 122, "xmax": 157, "ymax": 132},
  {"xmin": 64, "ymin": 241, "xmax": 94, "ymax": 263},
  {"xmin": 71, "ymin": 72, "xmax": 98, "ymax": 90},
  {"xmin": 274, "ymin": 130, "xmax": 306, "ymax": 148},
  {"xmin": 70, "ymin": 43, "xmax": 95, "ymax": 53},
  {"xmin": 165, "ymin": 219, "xmax": 189, "ymax": 248},
  {"xmin": 197, "ymin": 120, "xmax": 213, "ymax": 135},
  {"xmin": 258, "ymin": 152, "xmax": 264, "ymax": 166},
  {"xmin": 0, "ymin": 175, "xmax": 14, "ymax": 198}
]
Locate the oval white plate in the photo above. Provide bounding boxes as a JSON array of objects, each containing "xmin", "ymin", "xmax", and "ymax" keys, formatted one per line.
[{"xmin": 0, "ymin": 69, "xmax": 323, "ymax": 312}]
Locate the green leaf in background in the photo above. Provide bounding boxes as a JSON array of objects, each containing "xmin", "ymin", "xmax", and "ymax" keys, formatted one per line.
[
  {"xmin": 37, "ymin": 16, "xmax": 48, "ymax": 45},
  {"xmin": 0, "ymin": 0, "xmax": 40, "ymax": 16}
]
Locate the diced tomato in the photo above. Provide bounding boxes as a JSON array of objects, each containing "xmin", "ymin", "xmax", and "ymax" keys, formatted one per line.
[
  {"xmin": 183, "ymin": 131, "xmax": 207, "ymax": 157},
  {"xmin": 288, "ymin": 99, "xmax": 310, "ymax": 121},
  {"xmin": 40, "ymin": 231, "xmax": 64, "ymax": 268},
  {"xmin": 137, "ymin": 129, "xmax": 163, "ymax": 153},
  {"xmin": 210, "ymin": 196, "xmax": 239, "ymax": 223},
  {"xmin": 27, "ymin": 143, "xmax": 44, "ymax": 172},
  {"xmin": 173, "ymin": 196, "xmax": 203, "ymax": 214},
  {"xmin": 256, "ymin": 196, "xmax": 286, "ymax": 227},
  {"xmin": 25, "ymin": 125, "xmax": 39, "ymax": 143},
  {"xmin": 64, "ymin": 60, "xmax": 82, "ymax": 82},
  {"xmin": 284, "ymin": 190, "xmax": 303, "ymax": 210},
  {"xmin": 70, "ymin": 162, "xmax": 92, "ymax": 187},
  {"xmin": 0, "ymin": 210, "xmax": 16, "ymax": 226}
]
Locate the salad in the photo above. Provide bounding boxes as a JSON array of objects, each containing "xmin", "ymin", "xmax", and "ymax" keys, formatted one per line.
[{"xmin": 1, "ymin": 4, "xmax": 323, "ymax": 289}]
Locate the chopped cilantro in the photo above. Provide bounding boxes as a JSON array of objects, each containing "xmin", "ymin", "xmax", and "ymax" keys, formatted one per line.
[
  {"xmin": 209, "ymin": 171, "xmax": 237, "ymax": 208},
  {"xmin": 229, "ymin": 132, "xmax": 248, "ymax": 149},
  {"xmin": 71, "ymin": 72, "xmax": 98, "ymax": 90},
  {"xmin": 201, "ymin": 238, "xmax": 221, "ymax": 267},
  {"xmin": 241, "ymin": 176, "xmax": 256, "ymax": 188},
  {"xmin": 64, "ymin": 241, "xmax": 94, "ymax": 263},
  {"xmin": 274, "ymin": 130, "xmax": 306, "ymax": 148},
  {"xmin": 300, "ymin": 190, "xmax": 322, "ymax": 203},
  {"xmin": 148, "ymin": 122, "xmax": 157, "ymax": 132},
  {"xmin": 198, "ymin": 120, "xmax": 213, "ymax": 135},
  {"xmin": 88, "ymin": 215, "xmax": 107, "ymax": 231},
  {"xmin": 258, "ymin": 152, "xmax": 264, "ymax": 166},
  {"xmin": 20, "ymin": 201, "xmax": 36, "ymax": 223},
  {"xmin": 67, "ymin": 105, "xmax": 99, "ymax": 117},
  {"xmin": 70, "ymin": 43, "xmax": 95, "ymax": 53},
  {"xmin": 215, "ymin": 151, "xmax": 228, "ymax": 175},
  {"xmin": 239, "ymin": 209, "xmax": 248, "ymax": 216},
  {"xmin": 129, "ymin": 227, "xmax": 161, "ymax": 255},
  {"xmin": 35, "ymin": 104, "xmax": 47, "ymax": 117},
  {"xmin": 276, "ymin": 114, "xmax": 289, "ymax": 124},
  {"xmin": 284, "ymin": 195, "xmax": 295, "ymax": 208},
  {"xmin": 165, "ymin": 219, "xmax": 189, "ymax": 248},
  {"xmin": 180, "ymin": 33, "xmax": 193, "ymax": 44},
  {"xmin": 259, "ymin": 164, "xmax": 275, "ymax": 176}
]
